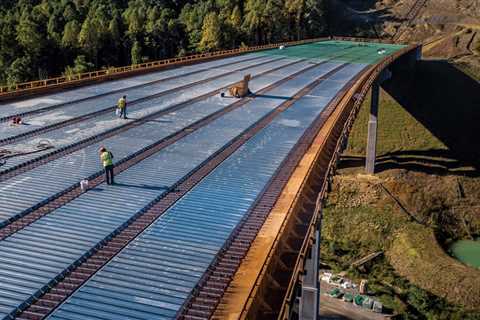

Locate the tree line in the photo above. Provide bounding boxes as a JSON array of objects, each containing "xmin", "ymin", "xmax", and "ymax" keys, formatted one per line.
[{"xmin": 0, "ymin": 0, "xmax": 327, "ymax": 87}]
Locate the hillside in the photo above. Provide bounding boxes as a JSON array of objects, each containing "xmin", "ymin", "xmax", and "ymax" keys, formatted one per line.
[
  {"xmin": 321, "ymin": 0, "xmax": 480, "ymax": 319},
  {"xmin": 329, "ymin": 0, "xmax": 480, "ymax": 77},
  {"xmin": 322, "ymin": 2, "xmax": 480, "ymax": 317},
  {"xmin": 322, "ymin": 87, "xmax": 480, "ymax": 318}
]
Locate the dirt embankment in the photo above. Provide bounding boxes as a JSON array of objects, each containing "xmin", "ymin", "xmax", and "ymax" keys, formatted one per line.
[
  {"xmin": 323, "ymin": 0, "xmax": 480, "ymax": 315},
  {"xmin": 325, "ymin": 169, "xmax": 480, "ymax": 310},
  {"xmin": 388, "ymin": 224, "xmax": 480, "ymax": 310},
  {"xmin": 322, "ymin": 64, "xmax": 480, "ymax": 312}
]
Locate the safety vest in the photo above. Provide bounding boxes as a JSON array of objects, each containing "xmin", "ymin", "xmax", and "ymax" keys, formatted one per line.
[
  {"xmin": 101, "ymin": 151, "xmax": 113, "ymax": 167},
  {"xmin": 118, "ymin": 98, "xmax": 126, "ymax": 109}
]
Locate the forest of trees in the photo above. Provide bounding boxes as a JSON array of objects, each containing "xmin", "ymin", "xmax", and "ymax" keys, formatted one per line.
[{"xmin": 0, "ymin": 0, "xmax": 327, "ymax": 86}]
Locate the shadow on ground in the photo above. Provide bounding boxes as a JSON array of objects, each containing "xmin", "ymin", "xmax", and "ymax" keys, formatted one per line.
[
  {"xmin": 339, "ymin": 149, "xmax": 480, "ymax": 177},
  {"xmin": 326, "ymin": 0, "xmax": 402, "ymax": 38},
  {"xmin": 349, "ymin": 59, "xmax": 480, "ymax": 175}
]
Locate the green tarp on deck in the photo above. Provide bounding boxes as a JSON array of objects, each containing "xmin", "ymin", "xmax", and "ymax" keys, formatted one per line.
[{"xmin": 263, "ymin": 40, "xmax": 407, "ymax": 65}]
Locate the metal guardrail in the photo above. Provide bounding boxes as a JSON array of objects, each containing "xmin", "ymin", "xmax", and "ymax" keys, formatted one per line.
[
  {"xmin": 0, "ymin": 38, "xmax": 328, "ymax": 99},
  {"xmin": 229, "ymin": 41, "xmax": 419, "ymax": 319},
  {"xmin": 276, "ymin": 43, "xmax": 420, "ymax": 319}
]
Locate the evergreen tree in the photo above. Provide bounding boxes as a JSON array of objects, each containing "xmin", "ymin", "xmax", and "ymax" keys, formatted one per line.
[
  {"xmin": 62, "ymin": 20, "xmax": 81, "ymax": 48},
  {"xmin": 16, "ymin": 11, "xmax": 44, "ymax": 57},
  {"xmin": 0, "ymin": 0, "xmax": 328, "ymax": 86},
  {"xmin": 305, "ymin": 0, "xmax": 326, "ymax": 37},
  {"xmin": 6, "ymin": 56, "xmax": 33, "ymax": 87},
  {"xmin": 265, "ymin": 0, "xmax": 286, "ymax": 42},
  {"xmin": 199, "ymin": 12, "xmax": 222, "ymax": 52},
  {"xmin": 64, "ymin": 54, "xmax": 94, "ymax": 78},
  {"xmin": 243, "ymin": 0, "xmax": 265, "ymax": 44},
  {"xmin": 78, "ymin": 17, "xmax": 100, "ymax": 65},
  {"xmin": 131, "ymin": 41, "xmax": 142, "ymax": 64}
]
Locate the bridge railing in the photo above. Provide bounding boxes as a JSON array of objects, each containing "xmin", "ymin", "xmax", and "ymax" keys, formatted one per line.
[
  {"xmin": 232, "ymin": 41, "xmax": 418, "ymax": 320},
  {"xmin": 0, "ymin": 37, "xmax": 329, "ymax": 101},
  {"xmin": 276, "ymin": 43, "xmax": 420, "ymax": 320}
]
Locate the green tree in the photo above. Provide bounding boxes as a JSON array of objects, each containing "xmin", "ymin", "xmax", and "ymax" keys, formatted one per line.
[
  {"xmin": 6, "ymin": 56, "xmax": 33, "ymax": 86},
  {"xmin": 47, "ymin": 13, "xmax": 64, "ymax": 43},
  {"xmin": 305, "ymin": 0, "xmax": 326, "ymax": 37},
  {"xmin": 78, "ymin": 16, "xmax": 100, "ymax": 64},
  {"xmin": 64, "ymin": 54, "xmax": 94, "ymax": 79},
  {"xmin": 0, "ymin": 0, "xmax": 330, "ymax": 86},
  {"xmin": 265, "ymin": 0, "xmax": 286, "ymax": 42},
  {"xmin": 0, "ymin": 11, "xmax": 19, "ymax": 82},
  {"xmin": 285, "ymin": 0, "xmax": 305, "ymax": 40},
  {"xmin": 198, "ymin": 12, "xmax": 222, "ymax": 52},
  {"xmin": 229, "ymin": 5, "xmax": 242, "ymax": 30},
  {"xmin": 62, "ymin": 20, "xmax": 80, "ymax": 48},
  {"xmin": 180, "ymin": 1, "xmax": 213, "ymax": 51},
  {"xmin": 243, "ymin": 0, "xmax": 266, "ymax": 44},
  {"xmin": 223, "ymin": 5, "xmax": 242, "ymax": 47},
  {"xmin": 123, "ymin": 0, "xmax": 147, "ymax": 40},
  {"xmin": 16, "ymin": 10, "xmax": 44, "ymax": 57},
  {"xmin": 131, "ymin": 40, "xmax": 142, "ymax": 64},
  {"xmin": 109, "ymin": 11, "xmax": 122, "ymax": 46}
]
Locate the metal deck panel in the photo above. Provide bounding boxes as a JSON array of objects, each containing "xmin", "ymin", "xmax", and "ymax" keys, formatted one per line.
[
  {"xmin": 0, "ymin": 61, "xmax": 345, "ymax": 319},
  {"xmin": 5, "ymin": 55, "xmax": 306, "ymax": 158},
  {"xmin": 0, "ymin": 56, "xmax": 291, "ymax": 172},
  {"xmin": 0, "ymin": 58, "xmax": 304, "ymax": 172},
  {"xmin": 48, "ymin": 60, "xmax": 365, "ymax": 320},
  {"xmin": 0, "ymin": 59, "xmax": 313, "ymax": 222},
  {"xmin": 0, "ymin": 55, "xmax": 278, "ymax": 140},
  {"xmin": 0, "ymin": 53, "xmax": 266, "ymax": 117}
]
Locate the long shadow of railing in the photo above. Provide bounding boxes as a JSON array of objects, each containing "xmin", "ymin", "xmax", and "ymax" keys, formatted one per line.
[{"xmin": 378, "ymin": 59, "xmax": 480, "ymax": 174}]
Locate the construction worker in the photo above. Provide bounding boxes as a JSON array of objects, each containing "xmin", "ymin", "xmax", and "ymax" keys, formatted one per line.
[
  {"xmin": 99, "ymin": 147, "xmax": 114, "ymax": 185},
  {"xmin": 117, "ymin": 95, "xmax": 127, "ymax": 119}
]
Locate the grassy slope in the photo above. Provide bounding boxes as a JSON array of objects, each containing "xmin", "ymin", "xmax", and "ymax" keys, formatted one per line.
[
  {"xmin": 346, "ymin": 89, "xmax": 447, "ymax": 156},
  {"xmin": 321, "ymin": 69, "xmax": 480, "ymax": 318}
]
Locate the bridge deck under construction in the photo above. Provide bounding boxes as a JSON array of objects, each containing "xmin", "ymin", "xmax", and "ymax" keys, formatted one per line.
[{"xmin": 0, "ymin": 40, "xmax": 408, "ymax": 320}]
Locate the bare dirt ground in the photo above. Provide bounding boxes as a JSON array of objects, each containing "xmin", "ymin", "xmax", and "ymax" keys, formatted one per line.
[{"xmin": 330, "ymin": 0, "xmax": 480, "ymax": 78}]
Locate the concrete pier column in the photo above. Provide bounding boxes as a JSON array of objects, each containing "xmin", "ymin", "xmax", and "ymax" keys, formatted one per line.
[
  {"xmin": 365, "ymin": 81, "xmax": 380, "ymax": 174},
  {"xmin": 299, "ymin": 228, "xmax": 320, "ymax": 320}
]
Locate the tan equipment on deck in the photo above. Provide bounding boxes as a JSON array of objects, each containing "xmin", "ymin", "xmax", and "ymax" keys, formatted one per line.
[{"xmin": 228, "ymin": 74, "xmax": 251, "ymax": 98}]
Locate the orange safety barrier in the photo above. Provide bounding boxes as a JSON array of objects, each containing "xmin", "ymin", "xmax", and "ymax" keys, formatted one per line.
[{"xmin": 0, "ymin": 37, "xmax": 329, "ymax": 100}]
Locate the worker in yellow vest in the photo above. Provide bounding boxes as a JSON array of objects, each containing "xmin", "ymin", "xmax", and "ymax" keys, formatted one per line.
[
  {"xmin": 99, "ymin": 147, "xmax": 114, "ymax": 185},
  {"xmin": 117, "ymin": 95, "xmax": 127, "ymax": 119}
]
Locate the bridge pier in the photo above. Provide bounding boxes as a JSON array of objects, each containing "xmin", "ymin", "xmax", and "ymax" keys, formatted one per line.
[
  {"xmin": 365, "ymin": 81, "xmax": 380, "ymax": 174},
  {"xmin": 365, "ymin": 69, "xmax": 392, "ymax": 174},
  {"xmin": 299, "ymin": 227, "xmax": 320, "ymax": 320}
]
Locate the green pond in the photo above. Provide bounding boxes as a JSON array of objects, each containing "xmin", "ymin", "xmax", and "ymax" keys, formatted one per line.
[{"xmin": 449, "ymin": 238, "xmax": 480, "ymax": 269}]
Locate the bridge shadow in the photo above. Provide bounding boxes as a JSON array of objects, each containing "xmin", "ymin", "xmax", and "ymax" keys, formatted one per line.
[
  {"xmin": 378, "ymin": 59, "xmax": 480, "ymax": 175},
  {"xmin": 339, "ymin": 150, "xmax": 479, "ymax": 177},
  {"xmin": 326, "ymin": 0, "xmax": 403, "ymax": 38},
  {"xmin": 113, "ymin": 182, "xmax": 173, "ymax": 191},
  {"xmin": 253, "ymin": 94, "xmax": 292, "ymax": 101}
]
